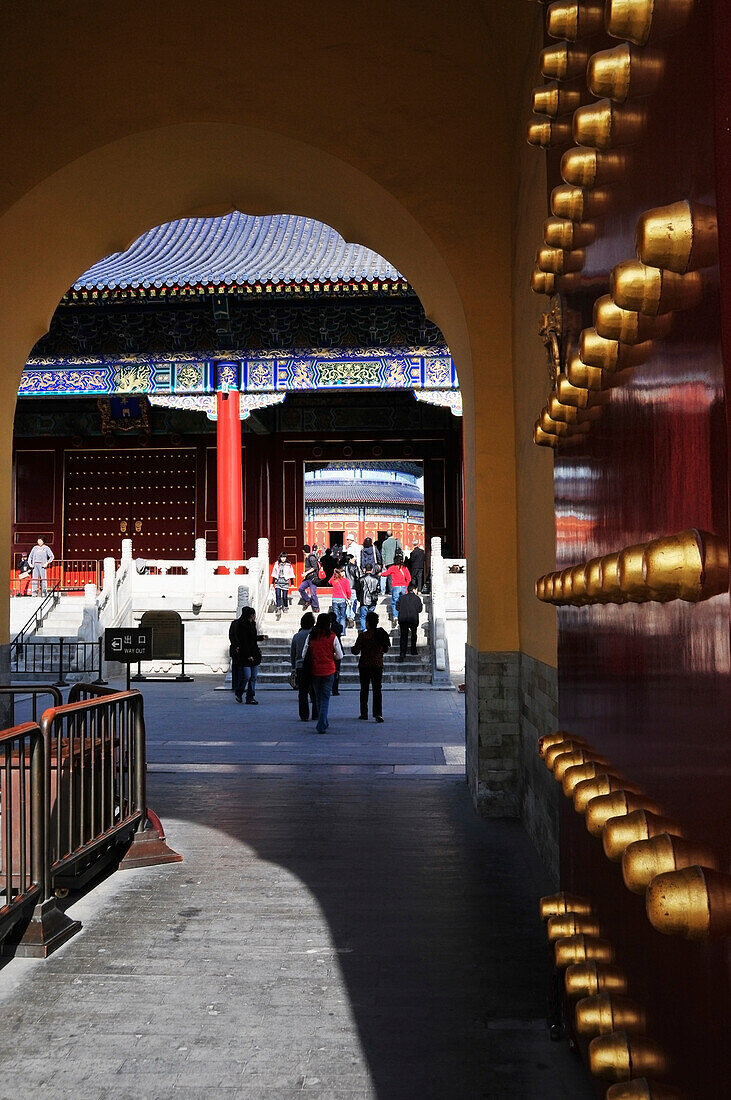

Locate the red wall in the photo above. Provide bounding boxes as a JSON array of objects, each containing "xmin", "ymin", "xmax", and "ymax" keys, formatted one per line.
[
  {"xmin": 243, "ymin": 428, "xmax": 462, "ymax": 561},
  {"xmin": 550, "ymin": 2, "xmax": 729, "ymax": 1091},
  {"xmin": 12, "ymin": 423, "xmax": 462, "ymax": 565}
]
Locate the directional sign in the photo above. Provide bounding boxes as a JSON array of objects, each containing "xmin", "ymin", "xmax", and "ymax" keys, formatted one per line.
[{"xmin": 104, "ymin": 628, "xmax": 153, "ymax": 663}]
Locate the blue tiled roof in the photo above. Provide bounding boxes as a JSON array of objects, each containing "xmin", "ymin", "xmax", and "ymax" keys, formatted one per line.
[
  {"xmin": 74, "ymin": 213, "xmax": 403, "ymax": 291},
  {"xmin": 305, "ymin": 481, "xmax": 424, "ymax": 507}
]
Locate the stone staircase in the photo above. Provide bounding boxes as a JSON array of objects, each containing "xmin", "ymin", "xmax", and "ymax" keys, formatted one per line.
[
  {"xmin": 257, "ymin": 591, "xmax": 433, "ymax": 686},
  {"xmin": 32, "ymin": 595, "xmax": 86, "ymax": 640},
  {"xmin": 10, "ymin": 595, "xmax": 92, "ymax": 681}
]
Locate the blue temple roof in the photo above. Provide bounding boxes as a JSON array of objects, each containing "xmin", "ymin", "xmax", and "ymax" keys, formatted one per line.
[
  {"xmin": 74, "ymin": 213, "xmax": 403, "ymax": 291},
  {"xmin": 305, "ymin": 481, "xmax": 424, "ymax": 507}
]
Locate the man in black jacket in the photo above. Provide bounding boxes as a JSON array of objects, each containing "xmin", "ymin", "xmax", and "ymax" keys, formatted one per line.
[
  {"xmin": 356, "ymin": 562, "xmax": 380, "ymax": 630},
  {"xmin": 407, "ymin": 542, "xmax": 426, "ymax": 592},
  {"xmin": 290, "ymin": 611, "xmax": 317, "ymax": 721},
  {"xmin": 397, "ymin": 582, "xmax": 423, "ymax": 660},
  {"xmin": 298, "ymin": 544, "xmax": 321, "ymax": 612},
  {"xmin": 229, "ymin": 606, "xmax": 266, "ymax": 703}
]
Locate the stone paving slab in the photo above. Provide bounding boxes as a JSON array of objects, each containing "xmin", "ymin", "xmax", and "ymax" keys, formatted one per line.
[{"xmin": 0, "ymin": 681, "xmax": 591, "ymax": 1098}]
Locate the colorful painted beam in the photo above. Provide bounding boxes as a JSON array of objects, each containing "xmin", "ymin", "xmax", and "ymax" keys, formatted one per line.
[{"xmin": 20, "ymin": 346, "xmax": 458, "ymax": 399}]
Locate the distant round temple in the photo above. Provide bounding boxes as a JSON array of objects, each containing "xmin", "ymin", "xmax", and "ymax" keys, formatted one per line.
[{"xmin": 304, "ymin": 463, "xmax": 425, "ymax": 550}]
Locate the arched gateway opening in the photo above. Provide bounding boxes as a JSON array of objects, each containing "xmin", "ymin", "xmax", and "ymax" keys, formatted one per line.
[
  {"xmin": 11, "ymin": 210, "xmax": 467, "ymax": 682},
  {"xmin": 0, "ymin": 121, "xmax": 529, "ymax": 818}
]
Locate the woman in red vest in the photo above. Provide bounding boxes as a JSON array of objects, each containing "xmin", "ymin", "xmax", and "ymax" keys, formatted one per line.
[
  {"xmin": 330, "ymin": 567, "xmax": 352, "ymax": 634},
  {"xmin": 382, "ymin": 549, "xmax": 411, "ymax": 621},
  {"xmin": 301, "ymin": 612, "xmax": 344, "ymax": 734}
]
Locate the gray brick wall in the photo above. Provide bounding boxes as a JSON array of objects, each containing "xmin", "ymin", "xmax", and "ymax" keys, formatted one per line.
[
  {"xmin": 519, "ymin": 653, "xmax": 559, "ymax": 884},
  {"xmin": 465, "ymin": 646, "xmax": 521, "ymax": 816},
  {"xmin": 465, "ymin": 645, "xmax": 559, "ymax": 883}
]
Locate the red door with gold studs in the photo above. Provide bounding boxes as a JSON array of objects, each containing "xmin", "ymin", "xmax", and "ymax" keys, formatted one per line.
[{"xmin": 64, "ymin": 449, "xmax": 197, "ymax": 559}]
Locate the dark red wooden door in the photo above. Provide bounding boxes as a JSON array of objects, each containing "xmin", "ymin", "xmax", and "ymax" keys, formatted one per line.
[{"xmin": 64, "ymin": 449, "xmax": 197, "ymax": 559}]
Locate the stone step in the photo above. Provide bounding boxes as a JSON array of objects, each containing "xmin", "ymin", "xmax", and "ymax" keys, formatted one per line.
[
  {"xmin": 260, "ymin": 620, "xmax": 431, "ymax": 637},
  {"xmin": 259, "ymin": 656, "xmax": 430, "ymax": 670},
  {"xmin": 258, "ymin": 644, "xmax": 429, "ymax": 657},
  {"xmin": 35, "ymin": 626, "xmax": 85, "ymax": 638},
  {"xmin": 255, "ymin": 673, "xmax": 433, "ymax": 685}
]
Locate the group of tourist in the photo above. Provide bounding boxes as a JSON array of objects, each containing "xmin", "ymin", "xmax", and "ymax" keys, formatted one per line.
[
  {"xmin": 230, "ymin": 601, "xmax": 393, "ymax": 729},
  {"xmin": 290, "ymin": 608, "xmax": 392, "ymax": 732},
  {"xmin": 231, "ymin": 532, "xmax": 426, "ymax": 729},
  {"xmin": 14, "ymin": 537, "xmax": 55, "ymax": 596},
  {"xmin": 294, "ymin": 534, "xmax": 426, "ymax": 630}
]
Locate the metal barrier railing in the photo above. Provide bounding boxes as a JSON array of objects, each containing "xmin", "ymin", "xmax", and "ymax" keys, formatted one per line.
[
  {"xmin": 0, "ymin": 722, "xmax": 44, "ymax": 947},
  {"xmin": 10, "ymin": 559, "xmax": 101, "ymax": 596},
  {"xmin": 0, "ymin": 688, "xmax": 181, "ymax": 958},
  {"xmin": 10, "ymin": 638, "xmax": 106, "ymax": 687},
  {"xmin": 41, "ymin": 692, "xmax": 146, "ymax": 892},
  {"xmin": 67, "ymin": 683, "xmax": 121, "ymax": 703},
  {"xmin": 0, "ymin": 686, "xmax": 63, "ymax": 731}
]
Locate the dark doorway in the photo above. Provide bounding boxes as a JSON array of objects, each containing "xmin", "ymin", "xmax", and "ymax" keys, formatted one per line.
[{"xmin": 328, "ymin": 530, "xmax": 344, "ymax": 549}]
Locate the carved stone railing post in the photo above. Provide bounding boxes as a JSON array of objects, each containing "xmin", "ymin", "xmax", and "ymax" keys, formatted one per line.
[
  {"xmin": 193, "ymin": 538, "xmax": 207, "ymax": 605},
  {"xmin": 430, "ymin": 536, "xmax": 448, "ymax": 675},
  {"xmin": 257, "ymin": 537, "xmax": 270, "ymax": 619}
]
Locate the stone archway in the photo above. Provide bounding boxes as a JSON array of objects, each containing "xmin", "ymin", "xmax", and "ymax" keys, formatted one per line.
[
  {"xmin": 0, "ymin": 107, "xmax": 542, "ymax": 823},
  {"xmin": 0, "ymin": 120, "xmax": 515, "ymax": 646}
]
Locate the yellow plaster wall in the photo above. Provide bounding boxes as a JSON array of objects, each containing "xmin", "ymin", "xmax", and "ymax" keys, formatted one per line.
[
  {"xmin": 511, "ymin": 33, "xmax": 559, "ymax": 670},
  {"xmin": 0, "ymin": 2, "xmax": 546, "ymax": 658}
]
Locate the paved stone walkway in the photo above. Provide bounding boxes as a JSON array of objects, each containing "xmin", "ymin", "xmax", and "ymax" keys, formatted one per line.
[{"xmin": 0, "ymin": 681, "xmax": 591, "ymax": 1098}]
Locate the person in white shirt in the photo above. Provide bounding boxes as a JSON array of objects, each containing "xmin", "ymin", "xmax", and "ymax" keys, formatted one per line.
[
  {"xmin": 271, "ymin": 551, "xmax": 295, "ymax": 618},
  {"xmin": 28, "ymin": 537, "xmax": 54, "ymax": 596},
  {"xmin": 345, "ymin": 536, "xmax": 363, "ymax": 564}
]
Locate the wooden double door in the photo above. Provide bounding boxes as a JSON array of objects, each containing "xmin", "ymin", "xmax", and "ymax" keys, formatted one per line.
[{"xmin": 64, "ymin": 449, "xmax": 197, "ymax": 559}]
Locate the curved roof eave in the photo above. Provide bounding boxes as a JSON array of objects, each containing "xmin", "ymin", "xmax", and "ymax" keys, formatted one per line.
[{"xmin": 73, "ymin": 212, "xmax": 404, "ymax": 292}]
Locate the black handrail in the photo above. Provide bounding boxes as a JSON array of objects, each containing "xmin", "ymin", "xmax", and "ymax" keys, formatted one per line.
[
  {"xmin": 0, "ymin": 686, "xmax": 63, "ymax": 732},
  {"xmin": 68, "ymin": 682, "xmax": 120, "ymax": 702},
  {"xmin": 11, "ymin": 582, "xmax": 61, "ymax": 649},
  {"xmin": 0, "ymin": 721, "xmax": 45, "ymax": 946},
  {"xmin": 8, "ymin": 639, "xmax": 106, "ymax": 686}
]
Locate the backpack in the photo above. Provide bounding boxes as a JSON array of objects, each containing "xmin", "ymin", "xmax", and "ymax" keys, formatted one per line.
[{"xmin": 360, "ymin": 545, "xmax": 382, "ymax": 574}]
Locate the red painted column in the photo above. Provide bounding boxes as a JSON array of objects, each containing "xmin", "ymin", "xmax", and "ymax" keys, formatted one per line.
[{"xmin": 216, "ymin": 390, "xmax": 243, "ymax": 559}]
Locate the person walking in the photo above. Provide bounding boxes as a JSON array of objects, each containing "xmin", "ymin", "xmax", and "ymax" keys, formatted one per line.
[
  {"xmin": 302, "ymin": 613, "xmax": 343, "ymax": 734},
  {"xmin": 327, "ymin": 609, "xmax": 344, "ymax": 695},
  {"xmin": 397, "ymin": 581, "xmax": 423, "ymax": 660},
  {"xmin": 352, "ymin": 610, "xmax": 391, "ymax": 722},
  {"xmin": 298, "ymin": 544, "xmax": 321, "ymax": 612},
  {"xmin": 382, "ymin": 550, "xmax": 411, "ymax": 622},
  {"xmin": 320, "ymin": 546, "xmax": 337, "ymax": 583},
  {"xmin": 359, "ymin": 536, "xmax": 382, "ymax": 578},
  {"xmin": 229, "ymin": 606, "xmax": 265, "ymax": 704},
  {"xmin": 355, "ymin": 561, "xmax": 380, "ymax": 630},
  {"xmin": 330, "ymin": 567, "xmax": 352, "ymax": 634},
  {"xmin": 290, "ymin": 611, "xmax": 317, "ymax": 721},
  {"xmin": 380, "ymin": 532, "xmax": 401, "ymax": 595},
  {"xmin": 380, "ymin": 532, "xmax": 402, "ymax": 570},
  {"xmin": 345, "ymin": 535, "xmax": 362, "ymax": 565},
  {"xmin": 342, "ymin": 553, "xmax": 361, "ymax": 625},
  {"xmin": 271, "ymin": 551, "xmax": 295, "ymax": 617},
  {"xmin": 28, "ymin": 537, "xmax": 54, "ymax": 596},
  {"xmin": 407, "ymin": 542, "xmax": 426, "ymax": 592}
]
